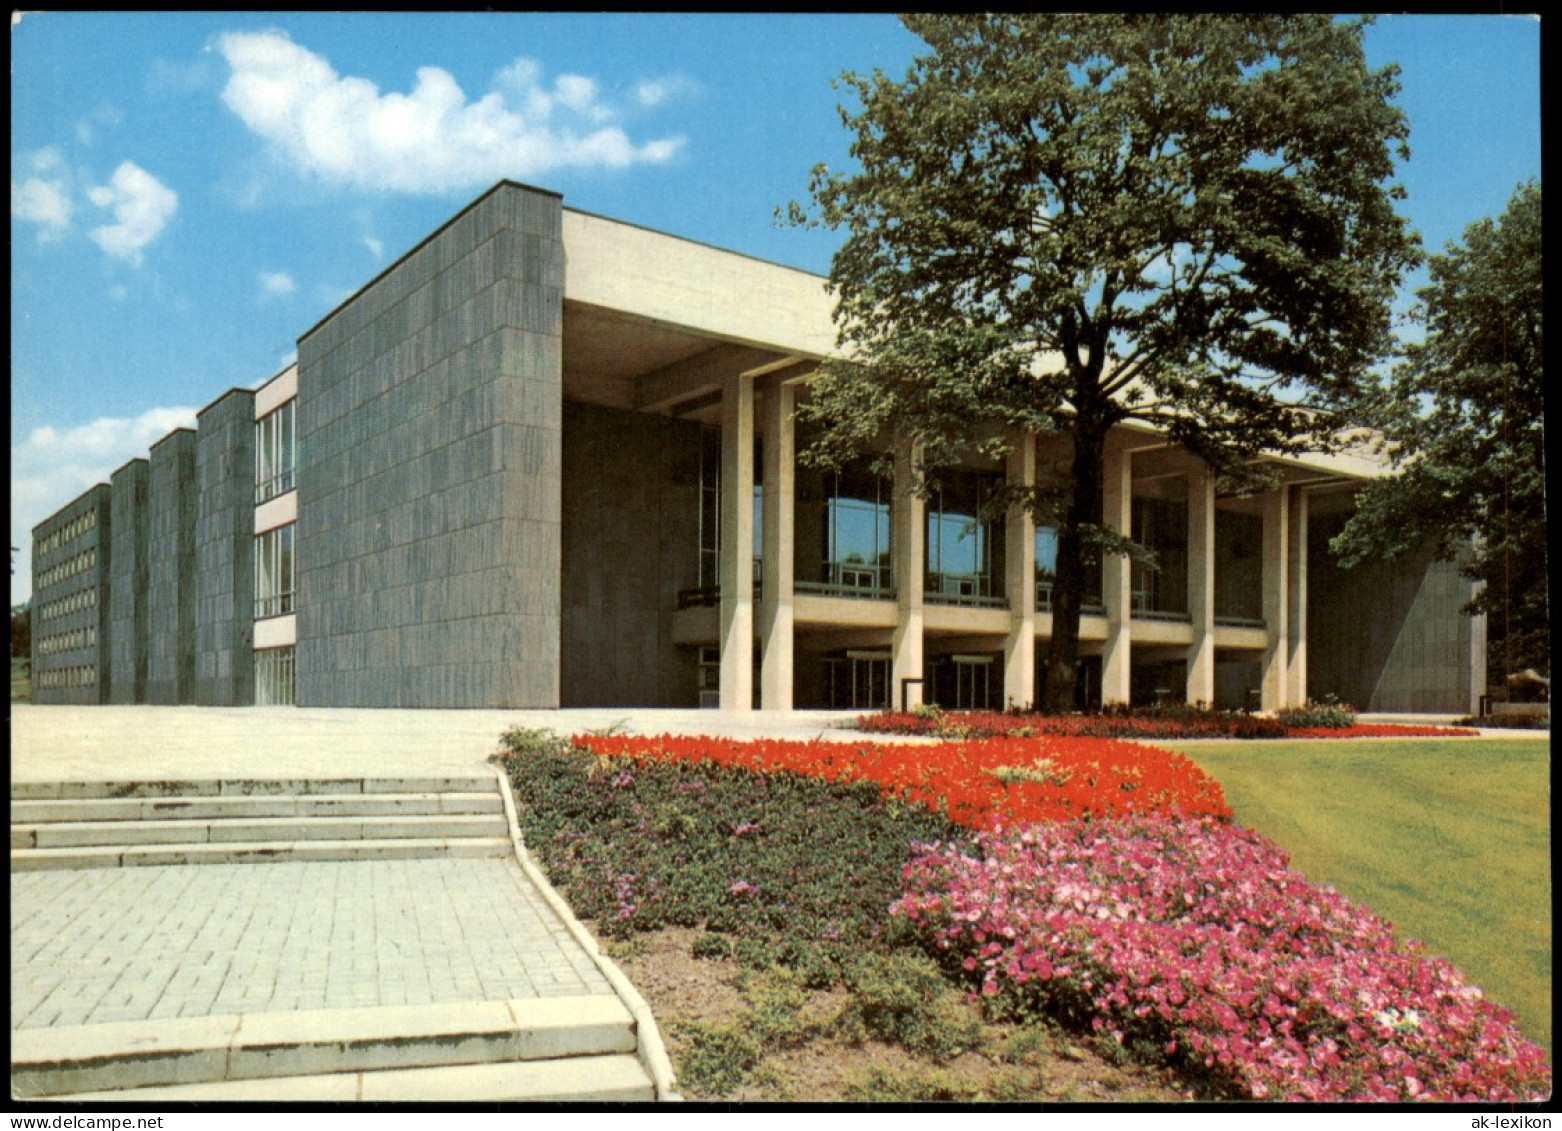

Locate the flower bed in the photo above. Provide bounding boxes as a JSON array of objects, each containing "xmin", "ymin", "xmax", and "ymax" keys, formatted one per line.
[
  {"xmin": 855, "ymin": 708, "xmax": 1477, "ymax": 741},
  {"xmin": 572, "ymin": 733, "xmax": 1231, "ymax": 828},
  {"xmin": 892, "ymin": 816, "xmax": 1552, "ymax": 1102}
]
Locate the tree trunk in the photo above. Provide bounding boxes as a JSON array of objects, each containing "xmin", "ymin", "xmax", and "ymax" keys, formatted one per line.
[{"xmin": 1041, "ymin": 420, "xmax": 1108, "ymax": 713}]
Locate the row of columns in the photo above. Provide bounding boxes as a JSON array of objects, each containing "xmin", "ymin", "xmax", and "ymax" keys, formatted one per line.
[{"xmin": 718, "ymin": 370, "xmax": 1312, "ymax": 713}]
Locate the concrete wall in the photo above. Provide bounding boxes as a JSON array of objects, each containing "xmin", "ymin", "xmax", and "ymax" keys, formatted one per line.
[
  {"xmin": 559, "ymin": 400, "xmax": 702, "ymax": 707},
  {"xmin": 295, "ymin": 182, "xmax": 565, "ymax": 707},
  {"xmin": 108, "ymin": 460, "xmax": 150, "ymax": 703},
  {"xmin": 194, "ymin": 389, "xmax": 257, "ymax": 705},
  {"xmin": 30, "ymin": 484, "xmax": 112, "ymax": 704},
  {"xmin": 146, "ymin": 430, "xmax": 198, "ymax": 705},
  {"xmin": 1307, "ymin": 508, "xmax": 1478, "ymax": 712}
]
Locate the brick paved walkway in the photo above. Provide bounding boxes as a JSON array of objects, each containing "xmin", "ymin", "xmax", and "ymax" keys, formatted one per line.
[{"xmin": 11, "ymin": 858, "xmax": 611, "ymax": 1030}]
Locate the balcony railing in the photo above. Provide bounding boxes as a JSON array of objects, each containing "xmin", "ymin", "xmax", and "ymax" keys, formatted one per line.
[
  {"xmin": 796, "ymin": 562, "xmax": 894, "ymax": 601},
  {"xmin": 255, "ymin": 469, "xmax": 295, "ymax": 505},
  {"xmin": 925, "ymin": 572, "xmax": 1007, "ymax": 609},
  {"xmin": 675, "ymin": 558, "xmax": 764, "ymax": 609},
  {"xmin": 1036, "ymin": 579, "xmax": 1104, "ymax": 615},
  {"xmin": 254, "ymin": 592, "xmax": 294, "ymax": 620},
  {"xmin": 1214, "ymin": 614, "xmax": 1266, "ymax": 628}
]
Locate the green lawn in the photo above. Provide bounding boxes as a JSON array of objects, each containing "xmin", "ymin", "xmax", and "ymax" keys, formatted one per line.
[{"xmin": 1161, "ymin": 737, "xmax": 1552, "ymax": 1056}]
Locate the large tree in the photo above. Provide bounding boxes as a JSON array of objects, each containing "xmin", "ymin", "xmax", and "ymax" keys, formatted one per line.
[
  {"xmin": 790, "ymin": 14, "xmax": 1419, "ymax": 710},
  {"xmin": 1333, "ymin": 181, "xmax": 1545, "ymax": 679}
]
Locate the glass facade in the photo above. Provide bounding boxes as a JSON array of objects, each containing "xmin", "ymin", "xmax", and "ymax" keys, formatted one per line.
[
  {"xmin": 692, "ymin": 427, "xmax": 762, "ymax": 599},
  {"xmin": 926, "ymin": 469, "xmax": 1005, "ymax": 605},
  {"xmin": 255, "ymin": 400, "xmax": 296, "ymax": 503},
  {"xmin": 1131, "ymin": 496, "xmax": 1188, "ymax": 616},
  {"xmin": 254, "ymin": 523, "xmax": 295, "ymax": 619},
  {"xmin": 794, "ymin": 460, "xmax": 893, "ymax": 597},
  {"xmin": 1214, "ymin": 509, "xmax": 1265, "ymax": 623},
  {"xmin": 1035, "ymin": 525, "xmax": 1104, "ymax": 612},
  {"xmin": 255, "ymin": 646, "xmax": 295, "ymax": 706},
  {"xmin": 823, "ymin": 651, "xmax": 891, "ymax": 709}
]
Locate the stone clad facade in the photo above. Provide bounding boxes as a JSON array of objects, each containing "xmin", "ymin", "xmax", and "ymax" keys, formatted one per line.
[{"xmin": 30, "ymin": 180, "xmax": 1485, "ymax": 715}]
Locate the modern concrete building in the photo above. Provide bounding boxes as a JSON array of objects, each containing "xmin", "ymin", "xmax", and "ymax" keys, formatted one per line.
[{"xmin": 30, "ymin": 181, "xmax": 1485, "ymax": 714}]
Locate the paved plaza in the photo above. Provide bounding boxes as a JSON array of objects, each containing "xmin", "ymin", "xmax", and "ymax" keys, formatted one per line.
[
  {"xmin": 9, "ymin": 705, "xmax": 870, "ymax": 783},
  {"xmin": 11, "ymin": 857, "xmax": 612, "ymax": 1031}
]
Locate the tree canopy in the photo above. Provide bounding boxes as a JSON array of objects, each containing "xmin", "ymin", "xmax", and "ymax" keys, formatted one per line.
[
  {"xmin": 791, "ymin": 14, "xmax": 1419, "ymax": 709},
  {"xmin": 1333, "ymin": 180, "xmax": 1545, "ymax": 676}
]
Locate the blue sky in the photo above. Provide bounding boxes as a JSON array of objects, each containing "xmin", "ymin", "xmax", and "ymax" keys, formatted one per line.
[{"xmin": 9, "ymin": 13, "xmax": 1541, "ymax": 605}]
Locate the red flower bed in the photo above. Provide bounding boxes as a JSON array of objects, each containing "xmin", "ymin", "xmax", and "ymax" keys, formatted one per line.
[
  {"xmin": 1283, "ymin": 724, "xmax": 1481, "ymax": 739},
  {"xmin": 856, "ymin": 710, "xmax": 1477, "ymax": 741},
  {"xmin": 571, "ymin": 734, "xmax": 1231, "ymax": 828}
]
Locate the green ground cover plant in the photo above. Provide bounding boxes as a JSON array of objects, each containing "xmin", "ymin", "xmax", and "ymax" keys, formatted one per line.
[
  {"xmin": 496, "ymin": 728, "xmax": 1549, "ymax": 1099},
  {"xmin": 1164, "ymin": 737, "xmax": 1552, "ymax": 1056},
  {"xmin": 495, "ymin": 727, "xmax": 958, "ymax": 962}
]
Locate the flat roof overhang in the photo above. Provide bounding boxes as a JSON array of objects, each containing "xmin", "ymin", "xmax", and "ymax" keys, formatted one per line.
[{"xmin": 560, "ymin": 208, "xmax": 836, "ymax": 421}]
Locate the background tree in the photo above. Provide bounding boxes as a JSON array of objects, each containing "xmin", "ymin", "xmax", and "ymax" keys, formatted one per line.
[
  {"xmin": 11, "ymin": 603, "xmax": 31, "ymax": 661},
  {"xmin": 1334, "ymin": 181, "xmax": 1545, "ymax": 682},
  {"xmin": 789, "ymin": 14, "xmax": 1419, "ymax": 710}
]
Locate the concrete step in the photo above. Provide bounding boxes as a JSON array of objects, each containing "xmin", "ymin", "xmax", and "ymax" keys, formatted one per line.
[
  {"xmin": 12, "ymin": 791, "xmax": 504, "ymax": 824},
  {"xmin": 55, "ymin": 1054, "xmax": 657, "ymax": 1102},
  {"xmin": 13, "ymin": 813, "xmax": 509, "ymax": 850},
  {"xmin": 12, "ymin": 995, "xmax": 642, "ymax": 1099},
  {"xmin": 11, "ymin": 776, "xmax": 499, "ymax": 801},
  {"xmin": 11, "ymin": 836, "xmax": 513, "ymax": 871}
]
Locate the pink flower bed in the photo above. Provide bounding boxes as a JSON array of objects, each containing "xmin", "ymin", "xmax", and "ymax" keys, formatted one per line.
[{"xmin": 892, "ymin": 816, "xmax": 1551, "ymax": 1102}]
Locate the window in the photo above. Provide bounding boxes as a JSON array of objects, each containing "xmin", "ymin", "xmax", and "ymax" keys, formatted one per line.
[
  {"xmin": 926, "ymin": 470, "xmax": 1005, "ymax": 605},
  {"xmin": 255, "ymin": 646, "xmax": 295, "ymax": 706},
  {"xmin": 254, "ymin": 524, "xmax": 295, "ymax": 619},
  {"xmin": 1035, "ymin": 526, "xmax": 1104, "ymax": 612},
  {"xmin": 794, "ymin": 459, "xmax": 893, "ymax": 597},
  {"xmin": 255, "ymin": 400, "xmax": 297, "ymax": 503}
]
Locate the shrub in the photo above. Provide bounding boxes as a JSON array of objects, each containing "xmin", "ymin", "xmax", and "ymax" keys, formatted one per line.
[
  {"xmin": 855, "ymin": 704, "xmax": 1287, "ymax": 741},
  {"xmin": 842, "ymin": 1067, "xmax": 988, "ymax": 1103},
  {"xmin": 892, "ymin": 816, "xmax": 1552, "ymax": 1102},
  {"xmin": 834, "ymin": 952, "xmax": 983, "ymax": 1061},
  {"xmin": 1277, "ymin": 697, "xmax": 1357, "ymax": 729},
  {"xmin": 675, "ymin": 1021, "xmax": 762, "ymax": 1098},
  {"xmin": 740, "ymin": 967, "xmax": 827, "ymax": 1048},
  {"xmin": 690, "ymin": 933, "xmax": 731, "ymax": 961},
  {"xmin": 1453, "ymin": 713, "xmax": 1549, "ymax": 730},
  {"xmin": 855, "ymin": 706, "xmax": 1478, "ymax": 741}
]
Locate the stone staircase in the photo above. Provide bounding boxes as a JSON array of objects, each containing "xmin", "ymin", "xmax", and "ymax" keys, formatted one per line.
[
  {"xmin": 10, "ymin": 774, "xmax": 668, "ymax": 1102},
  {"xmin": 11, "ymin": 996, "xmax": 653, "ymax": 1102},
  {"xmin": 10, "ymin": 776, "xmax": 512, "ymax": 870}
]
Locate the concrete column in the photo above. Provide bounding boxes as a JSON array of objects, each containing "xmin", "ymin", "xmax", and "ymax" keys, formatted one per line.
[
  {"xmin": 759, "ymin": 377, "xmax": 796, "ymax": 711},
  {"xmin": 1260, "ymin": 486, "xmax": 1290, "ymax": 711},
  {"xmin": 1101, "ymin": 434, "xmax": 1133, "ymax": 705},
  {"xmin": 891, "ymin": 446, "xmax": 925, "ymax": 710},
  {"xmin": 1286, "ymin": 487, "xmax": 1309, "ymax": 707},
  {"xmin": 1186, "ymin": 462, "xmax": 1216, "ymax": 706},
  {"xmin": 1468, "ymin": 579, "xmax": 1488, "ymax": 716},
  {"xmin": 1003, "ymin": 430, "xmax": 1037, "ymax": 709},
  {"xmin": 719, "ymin": 369, "xmax": 755, "ymax": 712}
]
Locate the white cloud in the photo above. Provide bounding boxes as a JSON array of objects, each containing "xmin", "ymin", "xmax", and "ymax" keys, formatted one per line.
[
  {"xmin": 11, "ymin": 406, "xmax": 199, "ymax": 603},
  {"xmin": 87, "ymin": 161, "xmax": 178, "ymax": 264},
  {"xmin": 632, "ymin": 74, "xmax": 698, "ymax": 109},
  {"xmin": 11, "ymin": 175, "xmax": 73, "ymax": 239},
  {"xmin": 364, "ymin": 236, "xmax": 383, "ymax": 259},
  {"xmin": 259, "ymin": 270, "xmax": 296, "ymax": 296},
  {"xmin": 11, "ymin": 147, "xmax": 73, "ymax": 240},
  {"xmin": 216, "ymin": 30, "xmax": 685, "ymax": 194}
]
